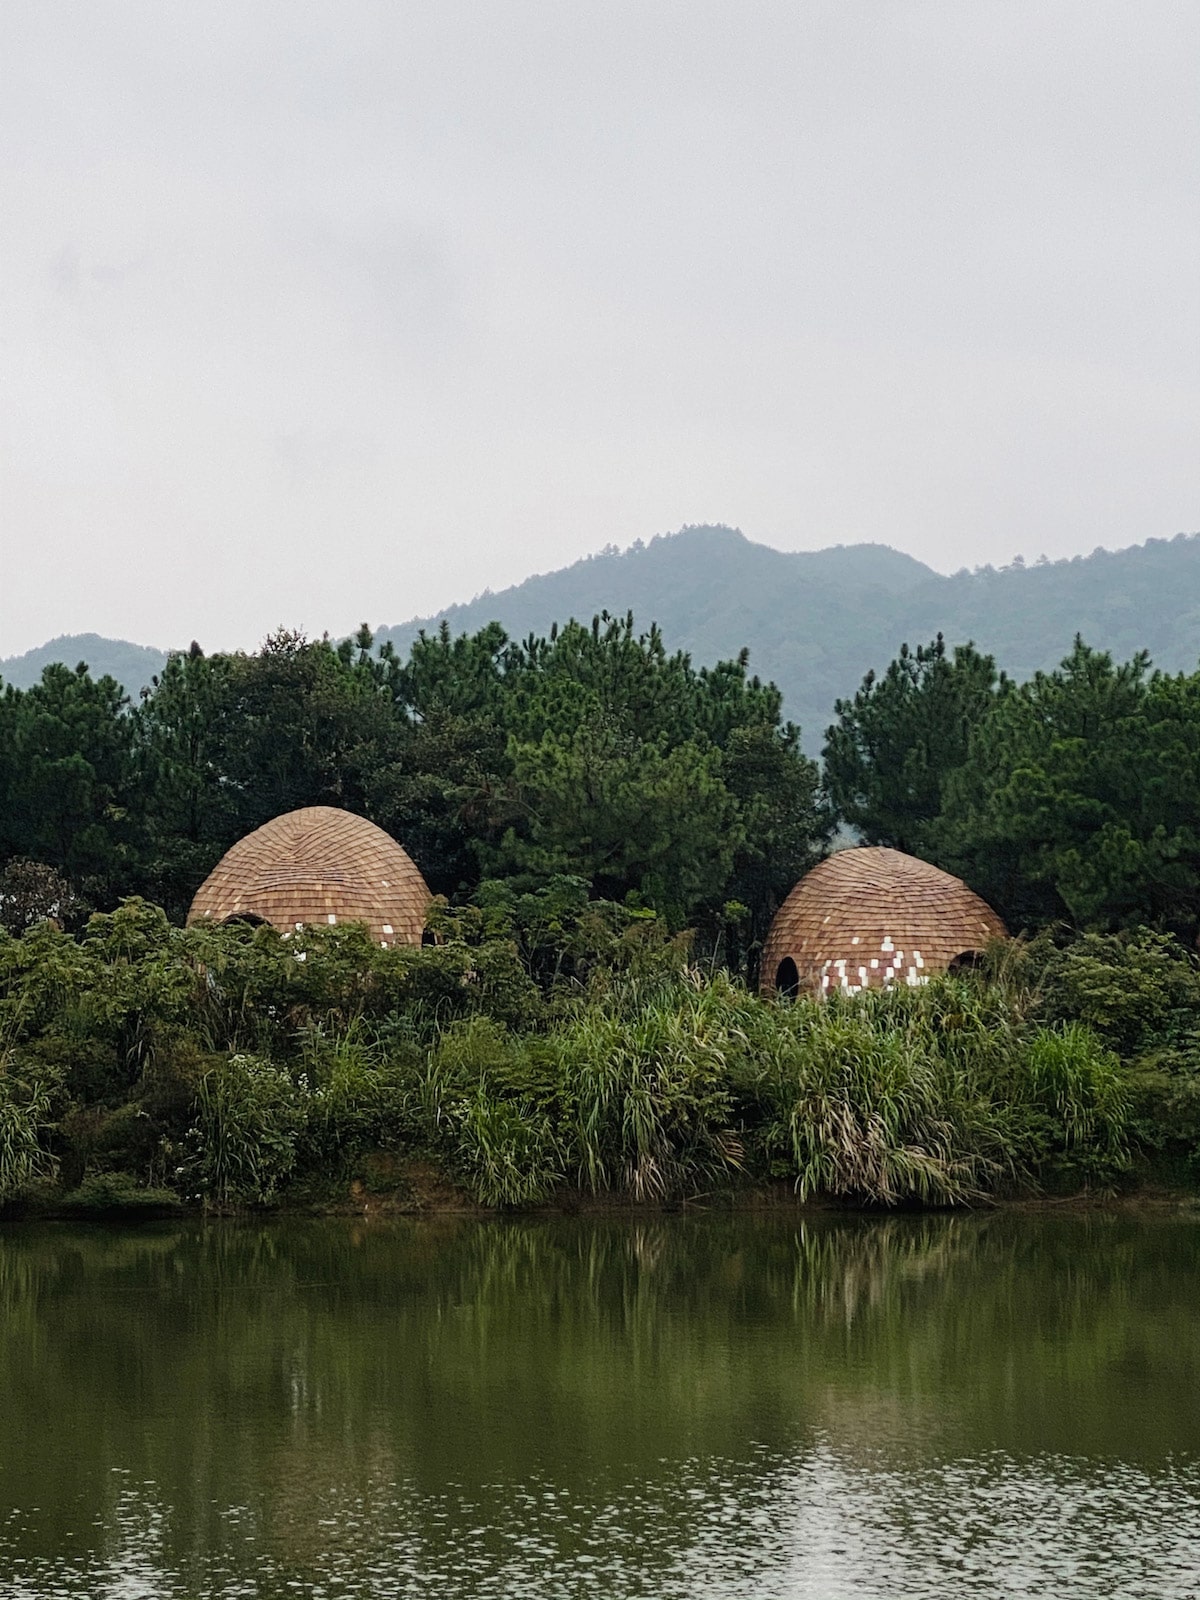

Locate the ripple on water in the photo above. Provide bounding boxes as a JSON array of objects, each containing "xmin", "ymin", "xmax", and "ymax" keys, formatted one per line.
[{"xmin": 2, "ymin": 1444, "xmax": 1199, "ymax": 1600}]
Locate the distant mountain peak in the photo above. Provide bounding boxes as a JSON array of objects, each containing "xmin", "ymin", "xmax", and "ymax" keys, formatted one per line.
[
  {"xmin": 373, "ymin": 527, "xmax": 1200, "ymax": 751},
  {"xmin": 0, "ymin": 634, "xmax": 170, "ymax": 696}
]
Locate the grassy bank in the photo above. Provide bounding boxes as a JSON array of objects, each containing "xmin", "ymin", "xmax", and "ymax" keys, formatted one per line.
[{"xmin": 2, "ymin": 901, "xmax": 1199, "ymax": 1216}]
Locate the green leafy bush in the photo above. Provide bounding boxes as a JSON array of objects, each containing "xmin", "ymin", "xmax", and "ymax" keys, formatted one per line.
[
  {"xmin": 1030, "ymin": 929, "xmax": 1200, "ymax": 1058},
  {"xmin": 57, "ymin": 1172, "xmax": 181, "ymax": 1216},
  {"xmin": 186, "ymin": 1055, "xmax": 308, "ymax": 1205}
]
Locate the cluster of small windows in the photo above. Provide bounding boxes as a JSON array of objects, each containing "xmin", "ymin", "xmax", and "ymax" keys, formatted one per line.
[{"xmin": 819, "ymin": 936, "xmax": 927, "ymax": 996}]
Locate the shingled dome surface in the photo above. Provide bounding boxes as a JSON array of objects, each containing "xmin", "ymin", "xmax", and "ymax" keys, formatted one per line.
[
  {"xmin": 762, "ymin": 847, "xmax": 1006, "ymax": 999},
  {"xmin": 187, "ymin": 807, "xmax": 431, "ymax": 948}
]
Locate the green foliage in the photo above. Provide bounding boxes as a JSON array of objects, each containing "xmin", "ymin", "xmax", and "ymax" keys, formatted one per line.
[
  {"xmin": 422, "ymin": 1020, "xmax": 562, "ymax": 1208},
  {"xmin": 17, "ymin": 525, "xmax": 1200, "ymax": 758},
  {"xmin": 299, "ymin": 1025, "xmax": 422, "ymax": 1168},
  {"xmin": 0, "ymin": 903, "xmax": 194, "ymax": 1105},
  {"xmin": 0, "ymin": 911, "xmax": 1172, "ymax": 1210},
  {"xmin": 1016, "ymin": 1024, "xmax": 1131, "ymax": 1184},
  {"xmin": 746, "ymin": 986, "xmax": 1015, "ymax": 1205},
  {"xmin": 937, "ymin": 641, "xmax": 1200, "ymax": 933},
  {"xmin": 821, "ymin": 634, "xmax": 1200, "ymax": 946},
  {"xmin": 741, "ymin": 979, "xmax": 1135, "ymax": 1203},
  {"xmin": 0, "ymin": 1068, "xmax": 56, "ymax": 1200},
  {"xmin": 1017, "ymin": 928, "xmax": 1200, "ymax": 1171},
  {"xmin": 553, "ymin": 977, "xmax": 748, "ymax": 1200},
  {"xmin": 823, "ymin": 636, "xmax": 1001, "ymax": 854},
  {"xmin": 134, "ymin": 631, "xmax": 402, "ymax": 917},
  {"xmin": 0, "ymin": 666, "xmax": 138, "ymax": 903},
  {"xmin": 55, "ymin": 1172, "xmax": 182, "ymax": 1216},
  {"xmin": 7, "ymin": 596, "xmax": 1200, "ymax": 1212},
  {"xmin": 187, "ymin": 1055, "xmax": 308, "ymax": 1205},
  {"xmin": 473, "ymin": 613, "xmax": 824, "ymax": 928},
  {"xmin": 3, "ymin": 606, "xmax": 827, "ymax": 947},
  {"xmin": 1027, "ymin": 928, "xmax": 1200, "ymax": 1058}
]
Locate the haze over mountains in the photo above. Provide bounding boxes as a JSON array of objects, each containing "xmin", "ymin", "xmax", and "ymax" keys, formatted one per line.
[
  {"xmin": 6, "ymin": 527, "xmax": 1200, "ymax": 751},
  {"xmin": 0, "ymin": 634, "xmax": 172, "ymax": 702}
]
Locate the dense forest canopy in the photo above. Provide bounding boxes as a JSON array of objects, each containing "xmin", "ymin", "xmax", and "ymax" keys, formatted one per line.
[
  {"xmin": 3, "ymin": 607, "xmax": 1200, "ymax": 952},
  {"xmin": 0, "ymin": 615, "xmax": 827, "ymax": 951},
  {"xmin": 823, "ymin": 635, "xmax": 1200, "ymax": 940}
]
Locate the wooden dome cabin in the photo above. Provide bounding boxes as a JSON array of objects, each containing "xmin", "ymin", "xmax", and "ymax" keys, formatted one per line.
[
  {"xmin": 187, "ymin": 807, "xmax": 432, "ymax": 948},
  {"xmin": 762, "ymin": 846, "xmax": 1006, "ymax": 999}
]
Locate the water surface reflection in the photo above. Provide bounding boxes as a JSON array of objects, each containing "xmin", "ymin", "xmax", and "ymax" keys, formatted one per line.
[{"xmin": 1, "ymin": 1213, "xmax": 1197, "ymax": 1597}]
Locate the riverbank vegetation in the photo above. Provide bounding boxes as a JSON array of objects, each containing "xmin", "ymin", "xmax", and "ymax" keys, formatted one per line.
[
  {"xmin": 0, "ymin": 893, "xmax": 1196, "ymax": 1212},
  {"xmin": 2, "ymin": 618, "xmax": 1200, "ymax": 1212}
]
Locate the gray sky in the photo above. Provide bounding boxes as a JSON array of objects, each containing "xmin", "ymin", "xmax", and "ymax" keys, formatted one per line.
[{"xmin": 2, "ymin": 1, "xmax": 1197, "ymax": 656}]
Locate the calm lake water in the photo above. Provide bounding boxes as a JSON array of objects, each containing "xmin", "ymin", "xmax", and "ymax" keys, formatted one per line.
[{"xmin": 1, "ymin": 1210, "xmax": 1198, "ymax": 1599}]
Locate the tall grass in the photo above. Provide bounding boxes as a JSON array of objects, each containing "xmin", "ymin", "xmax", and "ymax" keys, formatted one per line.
[
  {"xmin": 417, "ymin": 1019, "xmax": 562, "ymax": 1207},
  {"xmin": 748, "ymin": 999, "xmax": 1018, "ymax": 1204},
  {"xmin": 0, "ymin": 1069, "xmax": 56, "ymax": 1199},
  {"xmin": 741, "ymin": 981, "xmax": 1131, "ymax": 1204},
  {"xmin": 188, "ymin": 1055, "xmax": 306, "ymax": 1205},
  {"xmin": 554, "ymin": 974, "xmax": 750, "ymax": 1200},
  {"xmin": 292, "ymin": 973, "xmax": 1135, "ymax": 1209}
]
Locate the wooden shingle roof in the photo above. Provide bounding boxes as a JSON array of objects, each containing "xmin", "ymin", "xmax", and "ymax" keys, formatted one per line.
[
  {"xmin": 762, "ymin": 846, "xmax": 1006, "ymax": 998},
  {"xmin": 186, "ymin": 806, "xmax": 431, "ymax": 947}
]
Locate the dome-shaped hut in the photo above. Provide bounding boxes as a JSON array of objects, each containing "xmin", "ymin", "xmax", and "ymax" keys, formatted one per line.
[
  {"xmin": 762, "ymin": 846, "xmax": 1006, "ymax": 999},
  {"xmin": 187, "ymin": 807, "xmax": 431, "ymax": 947}
]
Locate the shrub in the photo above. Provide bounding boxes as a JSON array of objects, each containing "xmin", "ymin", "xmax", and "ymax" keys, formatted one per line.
[
  {"xmin": 57, "ymin": 1172, "xmax": 181, "ymax": 1217},
  {"xmin": 1030, "ymin": 929, "xmax": 1200, "ymax": 1058},
  {"xmin": 186, "ymin": 1055, "xmax": 308, "ymax": 1205}
]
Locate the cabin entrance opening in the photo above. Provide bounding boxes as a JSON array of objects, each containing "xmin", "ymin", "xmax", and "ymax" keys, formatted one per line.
[
  {"xmin": 774, "ymin": 956, "xmax": 800, "ymax": 999},
  {"xmin": 948, "ymin": 950, "xmax": 983, "ymax": 975}
]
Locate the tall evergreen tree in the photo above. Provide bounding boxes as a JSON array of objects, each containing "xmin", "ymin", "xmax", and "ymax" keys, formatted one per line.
[
  {"xmin": 823, "ymin": 635, "xmax": 1002, "ymax": 853},
  {"xmin": 938, "ymin": 640, "xmax": 1200, "ymax": 935}
]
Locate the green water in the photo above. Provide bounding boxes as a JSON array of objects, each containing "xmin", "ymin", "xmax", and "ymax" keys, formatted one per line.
[{"xmin": 1, "ymin": 1212, "xmax": 1198, "ymax": 1598}]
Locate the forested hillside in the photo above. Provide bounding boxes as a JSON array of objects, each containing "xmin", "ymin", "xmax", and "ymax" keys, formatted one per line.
[
  {"xmin": 378, "ymin": 526, "xmax": 1200, "ymax": 748},
  {"xmin": 0, "ymin": 635, "xmax": 168, "ymax": 696}
]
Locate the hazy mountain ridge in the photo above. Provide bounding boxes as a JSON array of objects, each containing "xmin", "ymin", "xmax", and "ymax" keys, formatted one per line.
[
  {"xmin": 377, "ymin": 526, "xmax": 1200, "ymax": 749},
  {"xmin": 0, "ymin": 634, "xmax": 170, "ymax": 697},
  {"xmin": 6, "ymin": 527, "xmax": 1200, "ymax": 750}
]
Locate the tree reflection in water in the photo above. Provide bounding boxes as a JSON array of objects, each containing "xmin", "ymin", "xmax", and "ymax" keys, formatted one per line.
[{"xmin": 0, "ymin": 1212, "xmax": 1197, "ymax": 1597}]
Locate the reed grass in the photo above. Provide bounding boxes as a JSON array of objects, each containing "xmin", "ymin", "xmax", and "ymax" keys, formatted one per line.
[{"xmin": 0, "ymin": 1070, "xmax": 56, "ymax": 1200}]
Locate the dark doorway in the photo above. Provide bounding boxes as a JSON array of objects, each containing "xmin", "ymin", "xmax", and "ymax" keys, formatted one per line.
[
  {"xmin": 774, "ymin": 956, "xmax": 800, "ymax": 999},
  {"xmin": 948, "ymin": 950, "xmax": 983, "ymax": 975}
]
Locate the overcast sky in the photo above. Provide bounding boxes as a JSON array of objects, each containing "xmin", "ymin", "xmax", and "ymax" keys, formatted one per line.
[{"xmin": 2, "ymin": 1, "xmax": 1197, "ymax": 656}]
